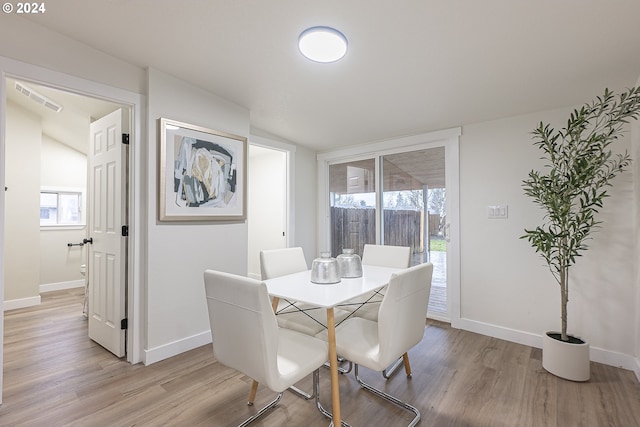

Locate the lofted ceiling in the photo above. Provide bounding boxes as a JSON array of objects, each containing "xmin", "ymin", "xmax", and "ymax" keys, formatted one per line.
[
  {"xmin": 6, "ymin": 78, "xmax": 123, "ymax": 154},
  {"xmin": 11, "ymin": 1, "xmax": 640, "ymax": 153}
]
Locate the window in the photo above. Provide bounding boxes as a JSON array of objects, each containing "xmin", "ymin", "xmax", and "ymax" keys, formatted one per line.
[{"xmin": 40, "ymin": 188, "xmax": 85, "ymax": 226}]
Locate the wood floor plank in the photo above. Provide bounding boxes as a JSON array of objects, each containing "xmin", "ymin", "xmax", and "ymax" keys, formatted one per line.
[{"xmin": 2, "ymin": 289, "xmax": 640, "ymax": 426}]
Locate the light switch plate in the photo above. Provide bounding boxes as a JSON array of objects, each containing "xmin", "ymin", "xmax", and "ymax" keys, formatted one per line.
[{"xmin": 488, "ymin": 205, "xmax": 508, "ymax": 219}]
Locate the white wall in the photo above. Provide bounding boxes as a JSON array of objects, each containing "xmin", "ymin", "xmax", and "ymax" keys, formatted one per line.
[
  {"xmin": 41, "ymin": 135, "xmax": 87, "ymax": 191},
  {"xmin": 4, "ymin": 101, "xmax": 41, "ymax": 304},
  {"xmin": 459, "ymin": 105, "xmax": 637, "ymax": 367},
  {"xmin": 293, "ymin": 145, "xmax": 317, "ymax": 265},
  {"xmin": 144, "ymin": 68, "xmax": 250, "ymax": 363},
  {"xmin": 0, "ymin": 16, "xmax": 145, "ymax": 94},
  {"xmin": 40, "ymin": 135, "xmax": 88, "ymax": 290}
]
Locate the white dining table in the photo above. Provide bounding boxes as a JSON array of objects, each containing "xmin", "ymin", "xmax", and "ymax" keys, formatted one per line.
[{"xmin": 263, "ymin": 264, "xmax": 402, "ymax": 427}]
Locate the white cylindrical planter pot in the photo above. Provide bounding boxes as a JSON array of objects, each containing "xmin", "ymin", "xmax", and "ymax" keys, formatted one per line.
[{"xmin": 542, "ymin": 332, "xmax": 590, "ymax": 381}]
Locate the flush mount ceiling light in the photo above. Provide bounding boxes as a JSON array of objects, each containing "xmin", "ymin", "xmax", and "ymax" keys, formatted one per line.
[{"xmin": 298, "ymin": 26, "xmax": 348, "ymax": 63}]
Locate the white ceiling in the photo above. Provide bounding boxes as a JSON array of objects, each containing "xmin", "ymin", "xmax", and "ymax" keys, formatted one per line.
[
  {"xmin": 16, "ymin": 0, "xmax": 640, "ymax": 152},
  {"xmin": 6, "ymin": 78, "xmax": 122, "ymax": 154}
]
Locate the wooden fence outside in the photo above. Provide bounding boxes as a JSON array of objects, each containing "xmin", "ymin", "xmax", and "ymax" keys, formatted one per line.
[{"xmin": 331, "ymin": 207, "xmax": 429, "ymax": 257}]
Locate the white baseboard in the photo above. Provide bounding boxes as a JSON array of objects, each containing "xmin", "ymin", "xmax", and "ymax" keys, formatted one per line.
[
  {"xmin": 4, "ymin": 295, "xmax": 41, "ymax": 311},
  {"xmin": 143, "ymin": 330, "xmax": 212, "ymax": 365},
  {"xmin": 5, "ymin": 281, "xmax": 84, "ymax": 311},
  {"xmin": 247, "ymin": 272, "xmax": 261, "ymax": 280},
  {"xmin": 40, "ymin": 279, "xmax": 85, "ymax": 293},
  {"xmin": 590, "ymin": 346, "xmax": 638, "ymax": 372},
  {"xmin": 427, "ymin": 312, "xmax": 451, "ymax": 323},
  {"xmin": 457, "ymin": 318, "xmax": 639, "ymax": 372},
  {"xmin": 457, "ymin": 318, "xmax": 542, "ymax": 348}
]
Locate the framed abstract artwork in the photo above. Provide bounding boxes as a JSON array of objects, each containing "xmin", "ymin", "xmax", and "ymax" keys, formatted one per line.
[{"xmin": 158, "ymin": 118, "xmax": 247, "ymax": 221}]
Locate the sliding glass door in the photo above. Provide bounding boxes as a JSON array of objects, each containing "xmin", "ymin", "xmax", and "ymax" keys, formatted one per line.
[
  {"xmin": 327, "ymin": 147, "xmax": 449, "ymax": 319},
  {"xmin": 380, "ymin": 148, "xmax": 447, "ymax": 316}
]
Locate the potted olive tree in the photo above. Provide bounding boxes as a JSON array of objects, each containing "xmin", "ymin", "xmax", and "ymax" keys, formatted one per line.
[{"xmin": 521, "ymin": 87, "xmax": 640, "ymax": 381}]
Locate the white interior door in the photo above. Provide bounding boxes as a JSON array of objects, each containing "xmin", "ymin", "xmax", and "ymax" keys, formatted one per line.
[{"xmin": 87, "ymin": 108, "xmax": 128, "ymax": 357}]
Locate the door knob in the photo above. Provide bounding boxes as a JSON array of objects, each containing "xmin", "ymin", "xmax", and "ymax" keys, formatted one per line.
[{"xmin": 83, "ymin": 237, "xmax": 93, "ymax": 245}]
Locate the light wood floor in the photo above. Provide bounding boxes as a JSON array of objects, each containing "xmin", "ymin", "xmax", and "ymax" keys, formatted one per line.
[{"xmin": 2, "ymin": 288, "xmax": 640, "ymax": 427}]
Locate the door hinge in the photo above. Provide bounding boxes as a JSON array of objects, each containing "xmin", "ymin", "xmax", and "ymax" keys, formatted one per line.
[
  {"xmin": 122, "ymin": 225, "xmax": 129, "ymax": 237},
  {"xmin": 122, "ymin": 133, "xmax": 130, "ymax": 145},
  {"xmin": 121, "ymin": 318, "xmax": 128, "ymax": 330}
]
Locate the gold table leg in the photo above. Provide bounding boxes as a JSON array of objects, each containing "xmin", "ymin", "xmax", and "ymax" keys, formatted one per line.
[
  {"xmin": 248, "ymin": 380, "xmax": 259, "ymax": 405},
  {"xmin": 271, "ymin": 296, "xmax": 280, "ymax": 312},
  {"xmin": 327, "ymin": 307, "xmax": 341, "ymax": 426},
  {"xmin": 402, "ymin": 352, "xmax": 412, "ymax": 377}
]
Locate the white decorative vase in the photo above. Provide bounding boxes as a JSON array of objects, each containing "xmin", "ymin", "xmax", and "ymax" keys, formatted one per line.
[{"xmin": 542, "ymin": 332, "xmax": 590, "ymax": 381}]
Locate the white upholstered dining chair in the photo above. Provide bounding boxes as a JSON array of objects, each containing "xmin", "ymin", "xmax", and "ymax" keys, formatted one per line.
[
  {"xmin": 345, "ymin": 244, "xmax": 412, "ymax": 378},
  {"xmin": 347, "ymin": 244, "xmax": 411, "ymax": 321},
  {"xmin": 203, "ymin": 270, "xmax": 330, "ymax": 427},
  {"xmin": 260, "ymin": 247, "xmax": 308, "ymax": 280},
  {"xmin": 332, "ymin": 262, "xmax": 433, "ymax": 427},
  {"xmin": 260, "ymin": 247, "xmax": 351, "ymax": 337},
  {"xmin": 362, "ymin": 243, "xmax": 412, "ymax": 269}
]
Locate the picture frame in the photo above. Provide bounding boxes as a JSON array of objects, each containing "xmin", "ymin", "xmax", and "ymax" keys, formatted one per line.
[{"xmin": 158, "ymin": 118, "xmax": 247, "ymax": 221}]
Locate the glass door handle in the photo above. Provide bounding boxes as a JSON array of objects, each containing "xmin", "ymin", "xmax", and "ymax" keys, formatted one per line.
[{"xmin": 443, "ymin": 223, "xmax": 451, "ymax": 242}]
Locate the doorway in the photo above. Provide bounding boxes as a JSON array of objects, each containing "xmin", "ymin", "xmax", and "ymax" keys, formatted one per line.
[
  {"xmin": 327, "ymin": 147, "xmax": 448, "ymax": 318},
  {"xmin": 3, "ymin": 77, "xmax": 129, "ymax": 356},
  {"xmin": 318, "ymin": 128, "xmax": 461, "ymax": 325},
  {"xmin": 0, "ymin": 59, "xmax": 144, "ymax": 404},
  {"xmin": 247, "ymin": 144, "xmax": 288, "ymax": 279}
]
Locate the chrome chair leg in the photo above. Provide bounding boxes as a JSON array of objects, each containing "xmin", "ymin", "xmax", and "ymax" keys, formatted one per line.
[
  {"xmin": 323, "ymin": 357, "xmax": 353, "ymax": 374},
  {"xmin": 288, "ymin": 384, "xmax": 315, "ymax": 400},
  {"xmin": 340, "ymin": 360, "xmax": 353, "ymax": 374},
  {"xmin": 313, "ymin": 369, "xmax": 352, "ymax": 427},
  {"xmin": 354, "ymin": 364, "xmax": 421, "ymax": 427},
  {"xmin": 238, "ymin": 392, "xmax": 283, "ymax": 427},
  {"xmin": 382, "ymin": 355, "xmax": 404, "ymax": 379}
]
